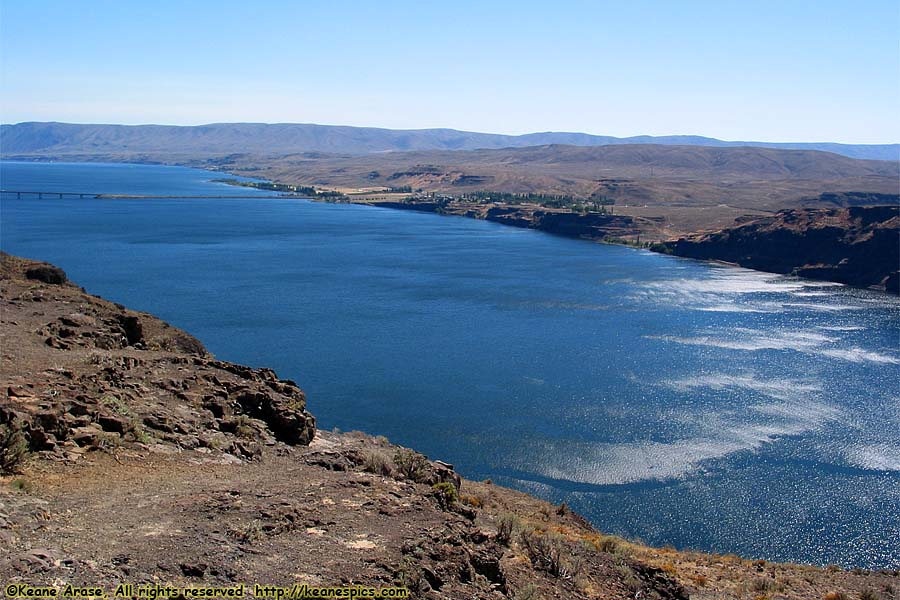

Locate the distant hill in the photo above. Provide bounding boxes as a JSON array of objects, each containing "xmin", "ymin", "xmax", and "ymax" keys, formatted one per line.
[
  {"xmin": 193, "ymin": 142, "xmax": 899, "ymax": 202},
  {"xmin": 193, "ymin": 142, "xmax": 898, "ymax": 236},
  {"xmin": 2, "ymin": 121, "xmax": 897, "ymax": 160},
  {"xmin": 3, "ymin": 122, "xmax": 896, "ymax": 235}
]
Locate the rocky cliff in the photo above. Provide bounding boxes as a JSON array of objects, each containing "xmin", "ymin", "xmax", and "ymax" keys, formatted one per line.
[
  {"xmin": 486, "ymin": 207, "xmax": 645, "ymax": 240},
  {"xmin": 368, "ymin": 200, "xmax": 650, "ymax": 241},
  {"xmin": 657, "ymin": 206, "xmax": 900, "ymax": 293},
  {"xmin": 0, "ymin": 253, "xmax": 316, "ymax": 458}
]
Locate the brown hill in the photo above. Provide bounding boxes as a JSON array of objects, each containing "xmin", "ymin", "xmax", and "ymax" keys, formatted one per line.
[
  {"xmin": 6, "ymin": 133, "xmax": 897, "ymax": 233},
  {"xmin": 2, "ymin": 121, "xmax": 897, "ymax": 159},
  {"xmin": 187, "ymin": 144, "xmax": 898, "ymax": 218}
]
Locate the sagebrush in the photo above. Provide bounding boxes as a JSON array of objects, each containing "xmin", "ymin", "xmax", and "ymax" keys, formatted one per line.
[{"xmin": 1, "ymin": 424, "xmax": 28, "ymax": 475}]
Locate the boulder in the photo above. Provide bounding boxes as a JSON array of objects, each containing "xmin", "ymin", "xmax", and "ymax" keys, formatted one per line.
[
  {"xmin": 97, "ymin": 414, "xmax": 131, "ymax": 434},
  {"xmin": 71, "ymin": 425, "xmax": 104, "ymax": 447}
]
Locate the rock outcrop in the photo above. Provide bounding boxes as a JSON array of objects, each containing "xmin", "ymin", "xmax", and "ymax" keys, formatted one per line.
[
  {"xmin": 0, "ymin": 253, "xmax": 316, "ymax": 460},
  {"xmin": 370, "ymin": 200, "xmax": 647, "ymax": 241},
  {"xmin": 657, "ymin": 206, "xmax": 900, "ymax": 293}
]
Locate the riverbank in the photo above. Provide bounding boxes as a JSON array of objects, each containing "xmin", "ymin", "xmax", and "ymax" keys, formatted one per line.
[
  {"xmin": 214, "ymin": 177, "xmax": 666, "ymax": 243},
  {"xmin": 217, "ymin": 177, "xmax": 900, "ymax": 294},
  {"xmin": 657, "ymin": 206, "xmax": 900, "ymax": 294},
  {"xmin": 3, "ymin": 254, "xmax": 898, "ymax": 597}
]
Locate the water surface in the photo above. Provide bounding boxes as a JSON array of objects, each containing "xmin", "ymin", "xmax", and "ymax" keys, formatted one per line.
[{"xmin": 2, "ymin": 161, "xmax": 898, "ymax": 568}]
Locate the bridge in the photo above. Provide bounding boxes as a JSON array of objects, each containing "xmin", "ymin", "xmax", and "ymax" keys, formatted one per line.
[
  {"xmin": 1, "ymin": 190, "xmax": 98, "ymax": 199},
  {"xmin": 0, "ymin": 190, "xmax": 297, "ymax": 199}
]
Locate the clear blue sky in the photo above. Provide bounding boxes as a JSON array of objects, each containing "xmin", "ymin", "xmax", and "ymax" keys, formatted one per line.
[{"xmin": 1, "ymin": 0, "xmax": 898, "ymax": 143}]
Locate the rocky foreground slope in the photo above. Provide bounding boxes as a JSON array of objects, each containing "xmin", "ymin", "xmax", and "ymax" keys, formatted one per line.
[
  {"xmin": 1, "ymin": 254, "xmax": 898, "ymax": 599},
  {"xmin": 657, "ymin": 206, "xmax": 900, "ymax": 293}
]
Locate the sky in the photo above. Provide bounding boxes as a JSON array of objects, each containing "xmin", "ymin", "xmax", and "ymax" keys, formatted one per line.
[{"xmin": 1, "ymin": 0, "xmax": 898, "ymax": 143}]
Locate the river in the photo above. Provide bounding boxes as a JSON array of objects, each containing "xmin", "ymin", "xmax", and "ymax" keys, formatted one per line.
[{"xmin": 2, "ymin": 161, "xmax": 898, "ymax": 568}]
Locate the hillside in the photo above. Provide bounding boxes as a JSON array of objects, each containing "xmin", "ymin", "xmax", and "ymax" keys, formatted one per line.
[
  {"xmin": 3, "ymin": 122, "xmax": 897, "ymax": 237},
  {"xmin": 2, "ymin": 254, "xmax": 898, "ymax": 599},
  {"xmin": 198, "ymin": 144, "xmax": 898, "ymax": 231},
  {"xmin": 2, "ymin": 121, "xmax": 897, "ymax": 160},
  {"xmin": 218, "ymin": 143, "xmax": 898, "ymax": 184}
]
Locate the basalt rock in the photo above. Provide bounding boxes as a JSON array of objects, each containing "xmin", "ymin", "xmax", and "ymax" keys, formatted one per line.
[
  {"xmin": 484, "ymin": 206, "xmax": 641, "ymax": 240},
  {"xmin": 1, "ymin": 253, "xmax": 317, "ymax": 459},
  {"xmin": 658, "ymin": 206, "xmax": 900, "ymax": 293}
]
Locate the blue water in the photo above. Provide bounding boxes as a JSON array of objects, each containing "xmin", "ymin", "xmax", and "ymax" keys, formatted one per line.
[{"xmin": 2, "ymin": 161, "xmax": 899, "ymax": 569}]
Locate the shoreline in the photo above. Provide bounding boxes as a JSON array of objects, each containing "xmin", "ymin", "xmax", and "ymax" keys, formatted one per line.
[
  {"xmin": 213, "ymin": 174, "xmax": 900, "ymax": 295},
  {"xmin": 4, "ymin": 157, "xmax": 897, "ymax": 294}
]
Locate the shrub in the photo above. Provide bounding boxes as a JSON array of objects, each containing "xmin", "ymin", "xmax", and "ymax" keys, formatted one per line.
[
  {"xmin": 362, "ymin": 449, "xmax": 394, "ymax": 476},
  {"xmin": 1, "ymin": 424, "xmax": 28, "ymax": 475},
  {"xmin": 396, "ymin": 557, "xmax": 427, "ymax": 596},
  {"xmin": 25, "ymin": 264, "xmax": 67, "ymax": 284},
  {"xmin": 859, "ymin": 590, "xmax": 879, "ymax": 600},
  {"xmin": 519, "ymin": 529, "xmax": 576, "ymax": 578},
  {"xmin": 616, "ymin": 564, "xmax": 643, "ymax": 593},
  {"xmin": 93, "ymin": 432, "xmax": 121, "ymax": 451},
  {"xmin": 131, "ymin": 426, "xmax": 153, "ymax": 445},
  {"xmin": 393, "ymin": 448, "xmax": 429, "ymax": 482},
  {"xmin": 100, "ymin": 394, "xmax": 132, "ymax": 417},
  {"xmin": 432, "ymin": 482, "xmax": 458, "ymax": 509},
  {"xmin": 459, "ymin": 493, "xmax": 483, "ymax": 508},
  {"xmin": 232, "ymin": 415, "xmax": 256, "ymax": 439},
  {"xmin": 824, "ymin": 593, "xmax": 848, "ymax": 600},
  {"xmin": 10, "ymin": 478, "xmax": 33, "ymax": 493},
  {"xmin": 230, "ymin": 519, "xmax": 264, "ymax": 544},
  {"xmin": 584, "ymin": 533, "xmax": 620, "ymax": 554},
  {"xmin": 514, "ymin": 583, "xmax": 543, "ymax": 600},
  {"xmin": 496, "ymin": 513, "xmax": 520, "ymax": 546}
]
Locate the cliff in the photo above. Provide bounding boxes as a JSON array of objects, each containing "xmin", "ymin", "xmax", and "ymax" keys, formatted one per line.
[
  {"xmin": 657, "ymin": 206, "xmax": 900, "ymax": 293},
  {"xmin": 368, "ymin": 200, "xmax": 651, "ymax": 241},
  {"xmin": 486, "ymin": 207, "xmax": 645, "ymax": 240},
  {"xmin": 1, "ymin": 255, "xmax": 895, "ymax": 598}
]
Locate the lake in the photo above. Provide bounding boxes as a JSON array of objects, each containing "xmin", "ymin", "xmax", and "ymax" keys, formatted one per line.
[{"xmin": 2, "ymin": 161, "xmax": 898, "ymax": 569}]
